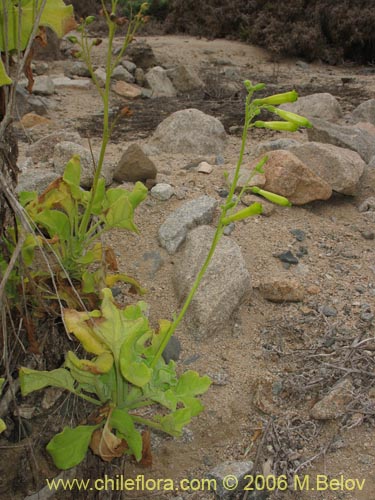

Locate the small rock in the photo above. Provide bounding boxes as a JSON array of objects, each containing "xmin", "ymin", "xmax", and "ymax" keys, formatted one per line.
[
  {"xmin": 360, "ymin": 312, "xmax": 374, "ymax": 322},
  {"xmin": 145, "ymin": 66, "xmax": 177, "ymax": 98},
  {"xmin": 150, "ymin": 183, "xmax": 174, "ymax": 201},
  {"xmin": 358, "ymin": 197, "xmax": 375, "ymax": 212},
  {"xmin": 296, "ymin": 60, "xmax": 309, "ymax": 70},
  {"xmin": 114, "ymin": 144, "xmax": 157, "ymax": 182},
  {"xmin": 310, "ymin": 378, "xmax": 354, "ymax": 419},
  {"xmin": 121, "ymin": 59, "xmax": 137, "ymax": 73},
  {"xmin": 64, "ymin": 61, "xmax": 91, "ymax": 78},
  {"xmin": 290, "ymin": 229, "xmax": 306, "ymax": 241},
  {"xmin": 112, "ymin": 80, "xmax": 143, "ymax": 99},
  {"xmin": 276, "ymin": 251, "xmax": 299, "ymax": 264},
  {"xmin": 126, "ymin": 40, "xmax": 157, "ymax": 70},
  {"xmin": 32, "ymin": 75, "xmax": 55, "ymax": 95},
  {"xmin": 319, "ymin": 305, "xmax": 338, "ymax": 317},
  {"xmin": 112, "ymin": 65, "xmax": 135, "ymax": 83},
  {"xmin": 19, "ymin": 113, "xmax": 51, "ymax": 128},
  {"xmin": 197, "ymin": 161, "xmax": 213, "ymax": 174},
  {"xmin": 134, "ymin": 67, "xmax": 145, "ymax": 86},
  {"xmin": 218, "ymin": 188, "xmax": 229, "ymax": 198},
  {"xmin": 223, "ymin": 222, "xmax": 235, "ymax": 236},
  {"xmin": 216, "ymin": 154, "xmax": 225, "ymax": 165},
  {"xmin": 33, "ymin": 61, "xmax": 49, "ymax": 75},
  {"xmin": 207, "ymin": 461, "xmax": 253, "ymax": 500},
  {"xmin": 162, "ymin": 336, "xmax": 181, "ymax": 364},
  {"xmin": 93, "ymin": 68, "xmax": 107, "ymax": 87},
  {"xmin": 361, "ymin": 231, "xmax": 375, "ymax": 240},
  {"xmin": 52, "ymin": 76, "xmax": 91, "ymax": 90},
  {"xmin": 166, "ymin": 65, "xmax": 204, "ymax": 92},
  {"xmin": 158, "ymin": 196, "xmax": 217, "ymax": 254},
  {"xmin": 41, "ymin": 387, "xmax": 64, "ymax": 410},
  {"xmin": 259, "ymin": 278, "xmax": 304, "ymax": 302}
]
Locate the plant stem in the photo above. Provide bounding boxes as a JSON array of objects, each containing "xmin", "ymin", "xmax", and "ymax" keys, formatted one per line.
[
  {"xmin": 150, "ymin": 91, "xmax": 257, "ymax": 369},
  {"xmin": 131, "ymin": 415, "xmax": 164, "ymax": 432}
]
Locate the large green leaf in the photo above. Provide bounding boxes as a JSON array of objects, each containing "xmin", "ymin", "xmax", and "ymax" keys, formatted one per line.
[
  {"xmin": 158, "ymin": 408, "xmax": 193, "ymax": 437},
  {"xmin": 104, "ymin": 190, "xmax": 137, "ymax": 231},
  {"xmin": 110, "ymin": 408, "xmax": 143, "ymax": 461},
  {"xmin": 47, "ymin": 425, "xmax": 98, "ymax": 469},
  {"xmin": 34, "ymin": 209, "xmax": 71, "ymax": 241},
  {"xmin": 19, "ymin": 367, "xmax": 75, "ymax": 395},
  {"xmin": 0, "ymin": 0, "xmax": 75, "ymax": 52}
]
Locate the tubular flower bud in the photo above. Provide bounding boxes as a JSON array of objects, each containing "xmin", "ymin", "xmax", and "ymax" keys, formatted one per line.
[
  {"xmin": 253, "ymin": 120, "xmax": 299, "ymax": 132},
  {"xmin": 270, "ymin": 107, "xmax": 312, "ymax": 128},
  {"xmin": 222, "ymin": 202, "xmax": 262, "ymax": 225},
  {"xmin": 85, "ymin": 16, "xmax": 96, "ymax": 24},
  {"xmin": 253, "ymin": 90, "xmax": 298, "ymax": 106},
  {"xmin": 251, "ymin": 187, "xmax": 291, "ymax": 206}
]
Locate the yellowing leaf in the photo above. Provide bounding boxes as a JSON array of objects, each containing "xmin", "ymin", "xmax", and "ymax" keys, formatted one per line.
[{"xmin": 63, "ymin": 309, "xmax": 109, "ymax": 355}]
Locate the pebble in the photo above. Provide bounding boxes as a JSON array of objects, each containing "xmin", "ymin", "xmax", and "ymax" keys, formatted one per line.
[
  {"xmin": 150, "ymin": 183, "xmax": 174, "ymax": 201},
  {"xmin": 223, "ymin": 223, "xmax": 235, "ymax": 236},
  {"xmin": 215, "ymin": 154, "xmax": 225, "ymax": 165},
  {"xmin": 361, "ymin": 231, "xmax": 375, "ymax": 240},
  {"xmin": 206, "ymin": 461, "xmax": 254, "ymax": 500},
  {"xmin": 197, "ymin": 161, "xmax": 213, "ymax": 174},
  {"xmin": 276, "ymin": 251, "xmax": 299, "ymax": 264},
  {"xmin": 310, "ymin": 378, "xmax": 354, "ymax": 420},
  {"xmin": 360, "ymin": 312, "xmax": 374, "ymax": 322},
  {"xmin": 290, "ymin": 229, "xmax": 306, "ymax": 241},
  {"xmin": 162, "ymin": 336, "xmax": 181, "ymax": 364},
  {"xmin": 319, "ymin": 305, "xmax": 338, "ymax": 317},
  {"xmin": 218, "ymin": 188, "xmax": 229, "ymax": 198}
]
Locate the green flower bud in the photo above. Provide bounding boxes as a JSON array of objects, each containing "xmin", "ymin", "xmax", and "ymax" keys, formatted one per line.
[
  {"xmin": 271, "ymin": 107, "xmax": 312, "ymax": 128},
  {"xmin": 67, "ymin": 35, "xmax": 78, "ymax": 44},
  {"xmin": 253, "ymin": 90, "xmax": 298, "ymax": 106},
  {"xmin": 244, "ymin": 80, "xmax": 252, "ymax": 91},
  {"xmin": 254, "ymin": 155, "xmax": 268, "ymax": 173},
  {"xmin": 222, "ymin": 202, "xmax": 262, "ymax": 225},
  {"xmin": 251, "ymin": 187, "xmax": 291, "ymax": 206},
  {"xmin": 85, "ymin": 15, "xmax": 96, "ymax": 24},
  {"xmin": 253, "ymin": 120, "xmax": 299, "ymax": 132}
]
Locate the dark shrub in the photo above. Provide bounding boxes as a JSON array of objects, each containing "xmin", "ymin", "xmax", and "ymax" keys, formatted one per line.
[{"xmin": 165, "ymin": 0, "xmax": 375, "ymax": 64}]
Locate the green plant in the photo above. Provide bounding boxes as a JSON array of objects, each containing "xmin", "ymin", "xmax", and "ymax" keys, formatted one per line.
[
  {"xmin": 20, "ymin": 80, "xmax": 312, "ymax": 469},
  {"xmin": 20, "ymin": 156, "xmax": 147, "ymax": 298}
]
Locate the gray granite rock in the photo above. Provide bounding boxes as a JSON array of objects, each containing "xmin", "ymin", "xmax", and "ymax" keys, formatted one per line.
[
  {"xmin": 158, "ymin": 196, "xmax": 218, "ymax": 254},
  {"xmin": 145, "ymin": 66, "xmax": 177, "ymax": 98},
  {"xmin": 307, "ymin": 119, "xmax": 375, "ymax": 163},
  {"xmin": 290, "ymin": 142, "xmax": 365, "ymax": 195},
  {"xmin": 150, "ymin": 108, "xmax": 227, "ymax": 155},
  {"xmin": 53, "ymin": 142, "xmax": 112, "ymax": 188},
  {"xmin": 173, "ymin": 225, "xmax": 251, "ymax": 339},
  {"xmin": 280, "ymin": 92, "xmax": 342, "ymax": 121}
]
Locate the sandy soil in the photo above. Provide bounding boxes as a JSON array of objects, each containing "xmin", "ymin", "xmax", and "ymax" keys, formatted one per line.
[{"xmin": 3, "ymin": 35, "xmax": 375, "ymax": 500}]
